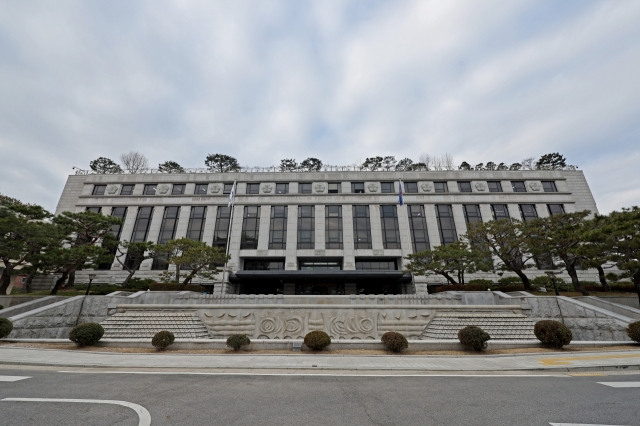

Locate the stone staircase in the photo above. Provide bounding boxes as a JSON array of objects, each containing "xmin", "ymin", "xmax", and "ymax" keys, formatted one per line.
[
  {"xmin": 101, "ymin": 311, "xmax": 211, "ymax": 339},
  {"xmin": 422, "ymin": 311, "xmax": 536, "ymax": 340}
]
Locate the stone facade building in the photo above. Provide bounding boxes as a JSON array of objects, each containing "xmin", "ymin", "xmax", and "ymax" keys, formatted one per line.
[{"xmin": 53, "ymin": 168, "xmax": 598, "ymax": 295}]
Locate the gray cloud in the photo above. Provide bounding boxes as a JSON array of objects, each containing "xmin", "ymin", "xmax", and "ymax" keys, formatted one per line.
[{"xmin": 0, "ymin": 0, "xmax": 638, "ymax": 213}]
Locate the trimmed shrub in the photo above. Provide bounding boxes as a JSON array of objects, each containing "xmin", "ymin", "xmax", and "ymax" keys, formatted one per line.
[
  {"xmin": 0, "ymin": 305, "xmax": 4, "ymax": 310},
  {"xmin": 69, "ymin": 322, "xmax": 104, "ymax": 347},
  {"xmin": 149, "ymin": 283, "xmax": 204, "ymax": 292},
  {"xmin": 534, "ymin": 320, "xmax": 572, "ymax": 348},
  {"xmin": 468, "ymin": 279, "xmax": 494, "ymax": 290},
  {"xmin": 531, "ymin": 276, "xmax": 571, "ymax": 292},
  {"xmin": 497, "ymin": 276, "xmax": 523, "ymax": 285},
  {"xmin": 381, "ymin": 332, "xmax": 408, "ymax": 352},
  {"xmin": 152, "ymin": 331, "xmax": 175, "ymax": 351},
  {"xmin": 0, "ymin": 318, "xmax": 13, "ymax": 338},
  {"xmin": 226, "ymin": 334, "xmax": 251, "ymax": 350},
  {"xmin": 627, "ymin": 321, "xmax": 640, "ymax": 343},
  {"xmin": 128, "ymin": 278, "xmax": 155, "ymax": 291},
  {"xmin": 304, "ymin": 330, "xmax": 331, "ymax": 351},
  {"xmin": 458, "ymin": 326, "xmax": 491, "ymax": 351},
  {"xmin": 435, "ymin": 283, "xmax": 490, "ymax": 292}
]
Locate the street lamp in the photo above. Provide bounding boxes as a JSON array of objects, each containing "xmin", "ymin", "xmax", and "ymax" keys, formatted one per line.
[
  {"xmin": 545, "ymin": 271, "xmax": 560, "ymax": 296},
  {"xmin": 85, "ymin": 273, "xmax": 96, "ymax": 296}
]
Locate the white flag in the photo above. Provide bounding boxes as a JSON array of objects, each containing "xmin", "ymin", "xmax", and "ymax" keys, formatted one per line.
[{"xmin": 227, "ymin": 180, "xmax": 236, "ymax": 207}]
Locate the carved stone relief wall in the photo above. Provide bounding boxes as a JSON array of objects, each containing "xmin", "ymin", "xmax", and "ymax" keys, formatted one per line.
[{"xmin": 199, "ymin": 308, "xmax": 430, "ymax": 340}]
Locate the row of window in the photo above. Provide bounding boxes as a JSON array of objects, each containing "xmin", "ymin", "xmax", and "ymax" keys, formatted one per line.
[
  {"xmin": 243, "ymin": 258, "xmax": 399, "ymax": 271},
  {"xmin": 92, "ymin": 180, "xmax": 559, "ymax": 196},
  {"xmin": 92, "ymin": 203, "xmax": 565, "ymax": 270}
]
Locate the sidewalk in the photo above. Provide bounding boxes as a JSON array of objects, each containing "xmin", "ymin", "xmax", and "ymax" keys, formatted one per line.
[{"xmin": 2, "ymin": 346, "xmax": 640, "ymax": 372}]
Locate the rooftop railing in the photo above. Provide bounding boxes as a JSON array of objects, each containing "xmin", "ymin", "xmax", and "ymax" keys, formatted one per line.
[{"xmin": 73, "ymin": 164, "xmax": 578, "ymax": 176}]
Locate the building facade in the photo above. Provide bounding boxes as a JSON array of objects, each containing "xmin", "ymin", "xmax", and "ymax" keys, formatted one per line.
[{"xmin": 54, "ymin": 169, "xmax": 599, "ymax": 294}]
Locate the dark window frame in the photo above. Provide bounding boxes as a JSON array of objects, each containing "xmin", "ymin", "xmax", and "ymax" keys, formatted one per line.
[
  {"xmin": 351, "ymin": 182, "xmax": 365, "ymax": 194},
  {"xmin": 511, "ymin": 181, "xmax": 527, "ymax": 192},
  {"xmin": 120, "ymin": 184, "xmax": 135, "ymax": 196},
  {"xmin": 297, "ymin": 205, "xmax": 315, "ymax": 249},
  {"xmin": 298, "ymin": 183, "xmax": 312, "ymax": 194},
  {"xmin": 325, "ymin": 205, "xmax": 343, "ymax": 249},
  {"xmin": 143, "ymin": 184, "xmax": 157, "ymax": 196},
  {"xmin": 223, "ymin": 183, "xmax": 234, "ymax": 194},
  {"xmin": 542, "ymin": 181, "xmax": 558, "ymax": 192},
  {"xmin": 404, "ymin": 182, "xmax": 418, "ymax": 193},
  {"xmin": 328, "ymin": 182, "xmax": 341, "ymax": 193},
  {"xmin": 130, "ymin": 206, "xmax": 154, "ymax": 242},
  {"xmin": 194, "ymin": 184, "xmax": 208, "ymax": 195},
  {"xmin": 408, "ymin": 205, "xmax": 430, "ymax": 253},
  {"xmin": 380, "ymin": 182, "xmax": 394, "ymax": 193},
  {"xmin": 435, "ymin": 205, "xmax": 457, "ymax": 245},
  {"xmin": 240, "ymin": 206, "xmax": 260, "ymax": 249},
  {"xmin": 487, "ymin": 181, "xmax": 503, "ymax": 193},
  {"xmin": 186, "ymin": 206, "xmax": 207, "ymax": 241},
  {"xmin": 380, "ymin": 205, "xmax": 401, "ymax": 249},
  {"xmin": 547, "ymin": 204, "xmax": 565, "ymax": 216},
  {"xmin": 246, "ymin": 183, "xmax": 260, "ymax": 194},
  {"xmin": 212, "ymin": 206, "xmax": 232, "ymax": 250},
  {"xmin": 434, "ymin": 182, "xmax": 448, "ymax": 193},
  {"xmin": 268, "ymin": 206, "xmax": 287, "ymax": 249},
  {"xmin": 92, "ymin": 185, "xmax": 106, "ymax": 196},
  {"xmin": 491, "ymin": 204, "xmax": 510, "ymax": 220},
  {"xmin": 519, "ymin": 204, "xmax": 538, "ymax": 221},
  {"xmin": 275, "ymin": 183, "xmax": 289, "ymax": 195},
  {"xmin": 352, "ymin": 205, "xmax": 372, "ymax": 249},
  {"xmin": 463, "ymin": 205, "xmax": 482, "ymax": 224}
]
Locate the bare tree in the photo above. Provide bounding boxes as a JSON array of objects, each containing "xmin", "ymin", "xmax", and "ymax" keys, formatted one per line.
[
  {"xmin": 418, "ymin": 153, "xmax": 432, "ymax": 170},
  {"xmin": 442, "ymin": 153, "xmax": 454, "ymax": 170},
  {"xmin": 120, "ymin": 151, "xmax": 149, "ymax": 173},
  {"xmin": 521, "ymin": 157, "xmax": 535, "ymax": 170},
  {"xmin": 432, "ymin": 156, "xmax": 444, "ymax": 171}
]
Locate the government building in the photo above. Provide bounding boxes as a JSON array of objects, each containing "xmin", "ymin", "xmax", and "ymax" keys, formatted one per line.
[{"xmin": 54, "ymin": 168, "xmax": 598, "ymax": 295}]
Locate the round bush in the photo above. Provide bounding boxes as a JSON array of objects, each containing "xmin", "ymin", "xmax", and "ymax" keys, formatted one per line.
[
  {"xmin": 458, "ymin": 326, "xmax": 491, "ymax": 351},
  {"xmin": 226, "ymin": 334, "xmax": 251, "ymax": 350},
  {"xmin": 381, "ymin": 332, "xmax": 409, "ymax": 352},
  {"xmin": 0, "ymin": 318, "xmax": 13, "ymax": 338},
  {"xmin": 627, "ymin": 321, "xmax": 640, "ymax": 343},
  {"xmin": 69, "ymin": 322, "xmax": 104, "ymax": 347},
  {"xmin": 0, "ymin": 305, "xmax": 4, "ymax": 310},
  {"xmin": 304, "ymin": 330, "xmax": 331, "ymax": 351},
  {"xmin": 534, "ymin": 320, "xmax": 572, "ymax": 348},
  {"xmin": 152, "ymin": 330, "xmax": 175, "ymax": 351}
]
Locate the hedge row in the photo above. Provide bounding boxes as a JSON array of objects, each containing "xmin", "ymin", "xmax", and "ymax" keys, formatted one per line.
[{"xmin": 148, "ymin": 283, "xmax": 205, "ymax": 292}]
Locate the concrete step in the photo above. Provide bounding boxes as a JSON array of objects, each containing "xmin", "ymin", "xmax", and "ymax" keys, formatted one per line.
[
  {"xmin": 422, "ymin": 312, "xmax": 536, "ymax": 340},
  {"xmin": 101, "ymin": 311, "xmax": 211, "ymax": 339}
]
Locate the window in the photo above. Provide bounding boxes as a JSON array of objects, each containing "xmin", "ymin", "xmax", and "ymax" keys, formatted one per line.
[
  {"xmin": 223, "ymin": 183, "xmax": 234, "ymax": 194},
  {"xmin": 548, "ymin": 204, "xmax": 565, "ymax": 216},
  {"xmin": 542, "ymin": 181, "xmax": 557, "ymax": 192},
  {"xmin": 408, "ymin": 205, "xmax": 430, "ymax": 252},
  {"xmin": 328, "ymin": 182, "xmax": 341, "ymax": 193},
  {"xmin": 171, "ymin": 184, "xmax": 185, "ymax": 195},
  {"xmin": 157, "ymin": 207, "xmax": 180, "ymax": 244},
  {"xmin": 435, "ymin": 205, "xmax": 457, "ymax": 245},
  {"xmin": 130, "ymin": 207, "xmax": 153, "ymax": 242},
  {"xmin": 511, "ymin": 181, "xmax": 527, "ymax": 192},
  {"xmin": 491, "ymin": 204, "xmax": 510, "ymax": 220},
  {"xmin": 120, "ymin": 184, "xmax": 135, "ymax": 195},
  {"xmin": 110, "ymin": 207, "xmax": 127, "ymax": 239},
  {"xmin": 356, "ymin": 259, "xmax": 397, "ymax": 270},
  {"xmin": 487, "ymin": 181, "xmax": 503, "ymax": 192},
  {"xmin": 244, "ymin": 258, "xmax": 285, "ymax": 270},
  {"xmin": 404, "ymin": 182, "xmax": 418, "ymax": 193},
  {"xmin": 352, "ymin": 205, "xmax": 372, "ymax": 249},
  {"xmin": 297, "ymin": 206, "xmax": 315, "ymax": 249},
  {"xmin": 325, "ymin": 206, "xmax": 343, "ymax": 249},
  {"xmin": 246, "ymin": 183, "xmax": 260, "ymax": 194},
  {"xmin": 351, "ymin": 182, "xmax": 365, "ymax": 193},
  {"xmin": 269, "ymin": 206, "xmax": 287, "ymax": 249},
  {"xmin": 434, "ymin": 182, "xmax": 448, "ymax": 193},
  {"xmin": 299, "ymin": 259, "xmax": 341, "ymax": 270},
  {"xmin": 186, "ymin": 206, "xmax": 207, "ymax": 241},
  {"xmin": 92, "ymin": 185, "xmax": 106, "ymax": 196},
  {"xmin": 152, "ymin": 206, "xmax": 180, "ymax": 270},
  {"xmin": 212, "ymin": 206, "xmax": 232, "ymax": 250},
  {"xmin": 458, "ymin": 182, "xmax": 472, "ymax": 193},
  {"xmin": 86, "ymin": 207, "xmax": 102, "ymax": 213},
  {"xmin": 194, "ymin": 184, "xmax": 208, "ymax": 195},
  {"xmin": 381, "ymin": 182, "xmax": 394, "ymax": 193},
  {"xmin": 463, "ymin": 205, "xmax": 482, "ymax": 224},
  {"xmin": 380, "ymin": 205, "xmax": 401, "ymax": 249},
  {"xmin": 299, "ymin": 183, "xmax": 312, "ymax": 194},
  {"xmin": 519, "ymin": 204, "xmax": 538, "ymax": 221},
  {"xmin": 275, "ymin": 183, "xmax": 289, "ymax": 194},
  {"xmin": 143, "ymin": 184, "xmax": 157, "ymax": 195},
  {"xmin": 241, "ymin": 206, "xmax": 260, "ymax": 249}
]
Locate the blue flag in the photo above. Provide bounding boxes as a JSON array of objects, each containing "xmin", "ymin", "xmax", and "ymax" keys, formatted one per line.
[{"xmin": 398, "ymin": 180, "xmax": 403, "ymax": 206}]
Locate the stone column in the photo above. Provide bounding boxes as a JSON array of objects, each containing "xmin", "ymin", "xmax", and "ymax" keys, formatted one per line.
[
  {"xmin": 536, "ymin": 204, "xmax": 549, "ymax": 218},
  {"xmin": 257, "ymin": 205, "xmax": 271, "ymax": 250},
  {"xmin": 111, "ymin": 206, "xmax": 138, "ymax": 270},
  {"xmin": 140, "ymin": 207, "xmax": 164, "ymax": 271},
  {"xmin": 202, "ymin": 205, "xmax": 218, "ymax": 246},
  {"xmin": 507, "ymin": 204, "xmax": 521, "ymax": 221},
  {"xmin": 315, "ymin": 205, "xmax": 325, "ymax": 251},
  {"xmin": 342, "ymin": 204, "xmax": 355, "ymax": 270},
  {"xmin": 285, "ymin": 205, "xmax": 298, "ymax": 270},
  {"xmin": 396, "ymin": 204, "xmax": 413, "ymax": 267},
  {"xmin": 451, "ymin": 204, "xmax": 467, "ymax": 238},
  {"xmin": 370, "ymin": 204, "xmax": 384, "ymax": 250},
  {"xmin": 479, "ymin": 204, "xmax": 493, "ymax": 222},
  {"xmin": 424, "ymin": 204, "xmax": 442, "ymax": 247}
]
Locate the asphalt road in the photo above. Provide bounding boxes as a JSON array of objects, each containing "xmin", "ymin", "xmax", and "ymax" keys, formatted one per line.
[{"xmin": 1, "ymin": 367, "xmax": 639, "ymax": 426}]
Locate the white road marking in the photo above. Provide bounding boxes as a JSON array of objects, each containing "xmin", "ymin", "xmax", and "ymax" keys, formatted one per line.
[
  {"xmin": 550, "ymin": 423, "xmax": 629, "ymax": 426},
  {"xmin": 1, "ymin": 398, "xmax": 151, "ymax": 426},
  {"xmin": 597, "ymin": 381, "xmax": 640, "ymax": 388},
  {"xmin": 0, "ymin": 376, "xmax": 30, "ymax": 382},
  {"xmin": 58, "ymin": 370, "xmax": 566, "ymax": 378}
]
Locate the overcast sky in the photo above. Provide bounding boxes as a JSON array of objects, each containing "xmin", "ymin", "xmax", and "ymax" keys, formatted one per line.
[{"xmin": 1, "ymin": 1, "xmax": 638, "ymax": 213}]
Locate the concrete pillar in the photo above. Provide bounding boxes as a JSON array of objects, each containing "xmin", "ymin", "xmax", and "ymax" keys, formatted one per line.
[
  {"xmin": 315, "ymin": 205, "xmax": 325, "ymax": 250},
  {"xmin": 140, "ymin": 207, "xmax": 164, "ymax": 271},
  {"xmin": 202, "ymin": 205, "xmax": 218, "ymax": 246},
  {"xmin": 397, "ymin": 204, "xmax": 413, "ymax": 263},
  {"xmin": 479, "ymin": 204, "xmax": 493, "ymax": 222},
  {"xmin": 257, "ymin": 205, "xmax": 271, "ymax": 250},
  {"xmin": 110, "ymin": 206, "xmax": 138, "ymax": 270},
  {"xmin": 507, "ymin": 204, "xmax": 521, "ymax": 221},
  {"xmin": 451, "ymin": 204, "xmax": 467, "ymax": 238},
  {"xmin": 424, "ymin": 204, "xmax": 442, "ymax": 247},
  {"xmin": 285, "ymin": 205, "xmax": 298, "ymax": 270},
  {"xmin": 370, "ymin": 204, "xmax": 384, "ymax": 250},
  {"xmin": 342, "ymin": 204, "xmax": 355, "ymax": 270},
  {"xmin": 102, "ymin": 207, "xmax": 113, "ymax": 216},
  {"xmin": 174, "ymin": 205, "xmax": 192, "ymax": 239},
  {"xmin": 228, "ymin": 205, "xmax": 245, "ymax": 272},
  {"xmin": 536, "ymin": 204, "xmax": 549, "ymax": 218}
]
